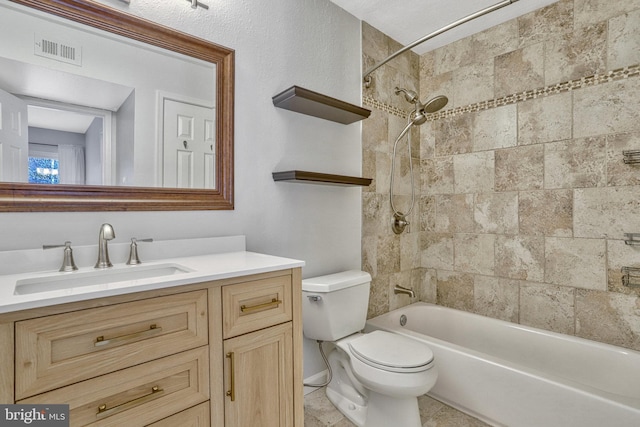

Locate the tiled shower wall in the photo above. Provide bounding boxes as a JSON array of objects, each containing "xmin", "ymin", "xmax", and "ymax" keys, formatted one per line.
[{"xmin": 362, "ymin": 0, "xmax": 640, "ymax": 351}]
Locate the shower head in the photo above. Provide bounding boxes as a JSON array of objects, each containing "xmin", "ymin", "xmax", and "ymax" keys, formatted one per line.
[
  {"xmin": 395, "ymin": 87, "xmax": 419, "ymax": 104},
  {"xmin": 423, "ymin": 95, "xmax": 448, "ymax": 114}
]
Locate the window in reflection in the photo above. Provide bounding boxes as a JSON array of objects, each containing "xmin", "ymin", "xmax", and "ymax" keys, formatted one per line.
[{"xmin": 28, "ymin": 156, "xmax": 59, "ymax": 184}]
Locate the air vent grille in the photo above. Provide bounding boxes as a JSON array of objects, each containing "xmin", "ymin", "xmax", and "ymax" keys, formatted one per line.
[{"xmin": 34, "ymin": 35, "xmax": 82, "ymax": 66}]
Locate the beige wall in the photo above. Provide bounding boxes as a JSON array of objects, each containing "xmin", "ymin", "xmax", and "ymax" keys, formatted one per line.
[{"xmin": 362, "ymin": 0, "xmax": 640, "ymax": 351}]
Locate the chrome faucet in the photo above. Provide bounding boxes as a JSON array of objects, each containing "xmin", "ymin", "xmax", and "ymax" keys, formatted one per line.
[
  {"xmin": 394, "ymin": 285, "xmax": 415, "ymax": 298},
  {"xmin": 95, "ymin": 223, "xmax": 115, "ymax": 268}
]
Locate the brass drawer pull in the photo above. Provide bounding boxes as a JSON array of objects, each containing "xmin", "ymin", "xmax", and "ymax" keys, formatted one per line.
[
  {"xmin": 95, "ymin": 324, "xmax": 162, "ymax": 347},
  {"xmin": 226, "ymin": 352, "xmax": 235, "ymax": 401},
  {"xmin": 240, "ymin": 298, "xmax": 282, "ymax": 313},
  {"xmin": 96, "ymin": 385, "xmax": 164, "ymax": 418}
]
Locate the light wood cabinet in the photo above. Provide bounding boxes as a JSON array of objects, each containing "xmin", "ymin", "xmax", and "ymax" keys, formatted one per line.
[
  {"xmin": 220, "ymin": 271, "xmax": 302, "ymax": 427},
  {"xmin": 0, "ymin": 267, "xmax": 303, "ymax": 427}
]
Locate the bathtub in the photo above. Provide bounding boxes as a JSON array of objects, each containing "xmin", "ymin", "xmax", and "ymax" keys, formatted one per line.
[{"xmin": 365, "ymin": 302, "xmax": 640, "ymax": 427}]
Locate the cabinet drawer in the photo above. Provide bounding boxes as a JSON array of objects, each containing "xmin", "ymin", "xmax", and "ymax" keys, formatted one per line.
[
  {"xmin": 222, "ymin": 274, "xmax": 292, "ymax": 339},
  {"xmin": 147, "ymin": 402, "xmax": 210, "ymax": 427},
  {"xmin": 18, "ymin": 347, "xmax": 209, "ymax": 427},
  {"xmin": 15, "ymin": 290, "xmax": 208, "ymax": 399}
]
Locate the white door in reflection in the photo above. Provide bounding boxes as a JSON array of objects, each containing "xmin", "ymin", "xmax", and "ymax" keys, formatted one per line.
[
  {"xmin": 163, "ymin": 99, "xmax": 215, "ymax": 189},
  {"xmin": 0, "ymin": 88, "xmax": 28, "ymax": 182}
]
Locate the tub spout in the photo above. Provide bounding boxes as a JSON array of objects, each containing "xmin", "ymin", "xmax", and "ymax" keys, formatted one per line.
[{"xmin": 394, "ymin": 285, "xmax": 415, "ymax": 298}]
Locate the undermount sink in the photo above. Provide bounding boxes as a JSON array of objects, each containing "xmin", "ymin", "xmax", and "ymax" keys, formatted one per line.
[{"xmin": 14, "ymin": 263, "xmax": 193, "ymax": 295}]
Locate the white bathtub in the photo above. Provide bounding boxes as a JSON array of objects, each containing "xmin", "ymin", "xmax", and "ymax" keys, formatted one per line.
[{"xmin": 365, "ymin": 302, "xmax": 640, "ymax": 427}]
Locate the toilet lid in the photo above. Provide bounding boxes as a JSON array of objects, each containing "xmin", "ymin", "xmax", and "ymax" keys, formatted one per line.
[{"xmin": 348, "ymin": 330, "xmax": 434, "ymax": 372}]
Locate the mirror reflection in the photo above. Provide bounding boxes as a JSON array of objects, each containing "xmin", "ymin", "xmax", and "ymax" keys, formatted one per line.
[{"xmin": 0, "ymin": 2, "xmax": 217, "ymax": 189}]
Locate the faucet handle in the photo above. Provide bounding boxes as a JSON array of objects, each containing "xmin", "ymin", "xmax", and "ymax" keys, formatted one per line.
[
  {"xmin": 43, "ymin": 241, "xmax": 78, "ymax": 272},
  {"xmin": 127, "ymin": 238, "xmax": 153, "ymax": 265}
]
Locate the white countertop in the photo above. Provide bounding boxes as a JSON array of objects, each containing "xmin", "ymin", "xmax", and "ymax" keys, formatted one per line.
[{"xmin": 0, "ymin": 236, "xmax": 304, "ymax": 314}]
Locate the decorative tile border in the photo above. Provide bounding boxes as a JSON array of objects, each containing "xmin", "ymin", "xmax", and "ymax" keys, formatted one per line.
[{"xmin": 363, "ymin": 64, "xmax": 640, "ymax": 122}]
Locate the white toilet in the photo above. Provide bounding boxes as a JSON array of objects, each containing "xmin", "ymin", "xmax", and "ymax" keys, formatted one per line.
[{"xmin": 302, "ymin": 270, "xmax": 437, "ymax": 427}]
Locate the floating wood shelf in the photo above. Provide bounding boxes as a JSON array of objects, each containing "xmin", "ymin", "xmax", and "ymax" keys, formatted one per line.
[
  {"xmin": 272, "ymin": 170, "xmax": 372, "ymax": 187},
  {"xmin": 272, "ymin": 85, "xmax": 371, "ymax": 124}
]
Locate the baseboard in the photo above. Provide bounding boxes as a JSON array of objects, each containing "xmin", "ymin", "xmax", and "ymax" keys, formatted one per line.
[{"xmin": 303, "ymin": 369, "xmax": 329, "ymax": 395}]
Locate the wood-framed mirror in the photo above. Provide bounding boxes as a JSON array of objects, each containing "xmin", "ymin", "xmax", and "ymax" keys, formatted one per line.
[{"xmin": 0, "ymin": 0, "xmax": 234, "ymax": 211}]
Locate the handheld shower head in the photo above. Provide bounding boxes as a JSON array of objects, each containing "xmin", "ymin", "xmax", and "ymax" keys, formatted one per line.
[{"xmin": 423, "ymin": 95, "xmax": 448, "ymax": 113}]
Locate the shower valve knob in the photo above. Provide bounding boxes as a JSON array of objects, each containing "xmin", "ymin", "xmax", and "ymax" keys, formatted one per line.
[{"xmin": 392, "ymin": 213, "xmax": 410, "ymax": 234}]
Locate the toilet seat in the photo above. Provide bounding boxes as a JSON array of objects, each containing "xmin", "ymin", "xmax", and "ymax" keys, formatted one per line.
[{"xmin": 348, "ymin": 330, "xmax": 434, "ymax": 373}]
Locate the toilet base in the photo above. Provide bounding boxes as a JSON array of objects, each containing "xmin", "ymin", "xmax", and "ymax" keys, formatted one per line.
[
  {"xmin": 325, "ymin": 346, "xmax": 423, "ymax": 427},
  {"xmin": 326, "ymin": 387, "xmax": 422, "ymax": 427}
]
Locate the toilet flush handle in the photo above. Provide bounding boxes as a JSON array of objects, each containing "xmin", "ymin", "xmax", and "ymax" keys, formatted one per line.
[{"xmin": 307, "ymin": 295, "xmax": 323, "ymax": 302}]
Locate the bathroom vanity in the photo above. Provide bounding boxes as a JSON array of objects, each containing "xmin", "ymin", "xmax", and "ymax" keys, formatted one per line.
[{"xmin": 0, "ymin": 238, "xmax": 304, "ymax": 426}]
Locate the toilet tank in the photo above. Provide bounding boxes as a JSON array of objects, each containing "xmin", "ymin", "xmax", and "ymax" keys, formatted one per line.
[{"xmin": 301, "ymin": 270, "xmax": 371, "ymax": 341}]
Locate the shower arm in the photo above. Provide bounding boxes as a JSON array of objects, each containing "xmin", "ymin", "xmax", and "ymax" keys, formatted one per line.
[{"xmin": 363, "ymin": 0, "xmax": 520, "ymax": 87}]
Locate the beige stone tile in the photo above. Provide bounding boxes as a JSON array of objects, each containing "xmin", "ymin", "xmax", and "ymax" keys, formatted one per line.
[
  {"xmin": 361, "ymin": 235, "xmax": 377, "ymax": 278},
  {"xmin": 517, "ymin": 92, "xmax": 572, "ymax": 145},
  {"xmin": 518, "ymin": 0, "xmax": 574, "ymax": 48},
  {"xmin": 520, "ymin": 282, "xmax": 575, "ymax": 335},
  {"xmin": 368, "ymin": 274, "xmax": 390, "ymax": 318},
  {"xmin": 437, "ymin": 270, "xmax": 475, "ymax": 311},
  {"xmin": 544, "ymin": 22, "xmax": 607, "ymax": 85},
  {"xmin": 418, "ymin": 394, "xmax": 446, "ymax": 423},
  {"xmin": 420, "ymin": 195, "xmax": 436, "ymax": 232},
  {"xmin": 574, "ymin": 0, "xmax": 640, "ymax": 28},
  {"xmin": 454, "ymin": 234, "xmax": 495, "ymax": 276},
  {"xmin": 494, "ymin": 43, "xmax": 544, "ymax": 97},
  {"xmin": 606, "ymin": 132, "xmax": 640, "ymax": 187},
  {"xmin": 362, "ymin": 193, "xmax": 387, "ymax": 238},
  {"xmin": 421, "ymin": 232, "xmax": 454, "ymax": 270},
  {"xmin": 362, "ymin": 107, "xmax": 389, "ymax": 153},
  {"xmin": 545, "ymin": 237, "xmax": 607, "ymax": 290},
  {"xmin": 472, "ymin": 105, "xmax": 517, "ymax": 151},
  {"xmin": 469, "ymin": 20, "xmax": 519, "ymax": 63},
  {"xmin": 422, "ymin": 156, "xmax": 454, "ymax": 196},
  {"xmin": 362, "ymin": 21, "xmax": 388, "ymax": 63},
  {"xmin": 495, "ymin": 235, "xmax": 545, "ymax": 282},
  {"xmin": 375, "ymin": 152, "xmax": 391, "ymax": 196},
  {"xmin": 362, "ymin": 149, "xmax": 376, "ymax": 194},
  {"xmin": 422, "ymin": 401, "xmax": 492, "ymax": 427},
  {"xmin": 433, "ymin": 36, "xmax": 474, "ymax": 76},
  {"xmin": 574, "ymin": 187, "xmax": 640, "ymax": 238},
  {"xmin": 434, "ymin": 194, "xmax": 474, "ymax": 233},
  {"xmin": 434, "ymin": 113, "xmax": 474, "ymax": 157},
  {"xmin": 606, "ymin": 239, "xmax": 640, "ymax": 295},
  {"xmin": 416, "ymin": 267, "xmax": 438, "ymax": 304},
  {"xmin": 452, "ymin": 61, "xmax": 494, "ymax": 108},
  {"xmin": 474, "ymin": 276, "xmax": 520, "ymax": 322},
  {"xmin": 576, "ymin": 289, "xmax": 640, "ymax": 351},
  {"xmin": 573, "ymin": 78, "xmax": 640, "ymax": 139},
  {"xmin": 388, "ymin": 37, "xmax": 419, "ymax": 78},
  {"xmin": 400, "ymin": 231, "xmax": 420, "ymax": 271},
  {"xmin": 420, "ymin": 121, "xmax": 436, "ymax": 160},
  {"xmin": 474, "ymin": 192, "xmax": 518, "ymax": 234},
  {"xmin": 544, "ymin": 136, "xmax": 607, "ymax": 189},
  {"xmin": 377, "ymin": 235, "xmax": 400, "ymax": 275},
  {"xmin": 453, "ymin": 151, "xmax": 495, "ymax": 194},
  {"xmin": 608, "ymin": 8, "xmax": 640, "ymax": 69},
  {"xmin": 495, "ymin": 144, "xmax": 544, "ymax": 191},
  {"xmin": 519, "ymin": 189, "xmax": 573, "ymax": 237},
  {"xmin": 304, "ymin": 388, "xmax": 346, "ymax": 426}
]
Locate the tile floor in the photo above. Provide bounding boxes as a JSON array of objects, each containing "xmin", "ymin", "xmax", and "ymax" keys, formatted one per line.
[{"xmin": 304, "ymin": 388, "xmax": 491, "ymax": 427}]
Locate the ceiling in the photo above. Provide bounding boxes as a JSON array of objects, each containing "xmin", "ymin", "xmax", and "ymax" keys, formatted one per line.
[{"xmin": 330, "ymin": 0, "xmax": 559, "ymax": 55}]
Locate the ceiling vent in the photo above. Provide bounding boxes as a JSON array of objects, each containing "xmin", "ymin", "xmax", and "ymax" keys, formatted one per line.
[{"xmin": 34, "ymin": 35, "xmax": 82, "ymax": 66}]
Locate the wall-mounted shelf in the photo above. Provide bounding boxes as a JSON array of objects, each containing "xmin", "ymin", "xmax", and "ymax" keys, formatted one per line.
[
  {"xmin": 272, "ymin": 85, "xmax": 371, "ymax": 124},
  {"xmin": 273, "ymin": 170, "xmax": 372, "ymax": 187}
]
